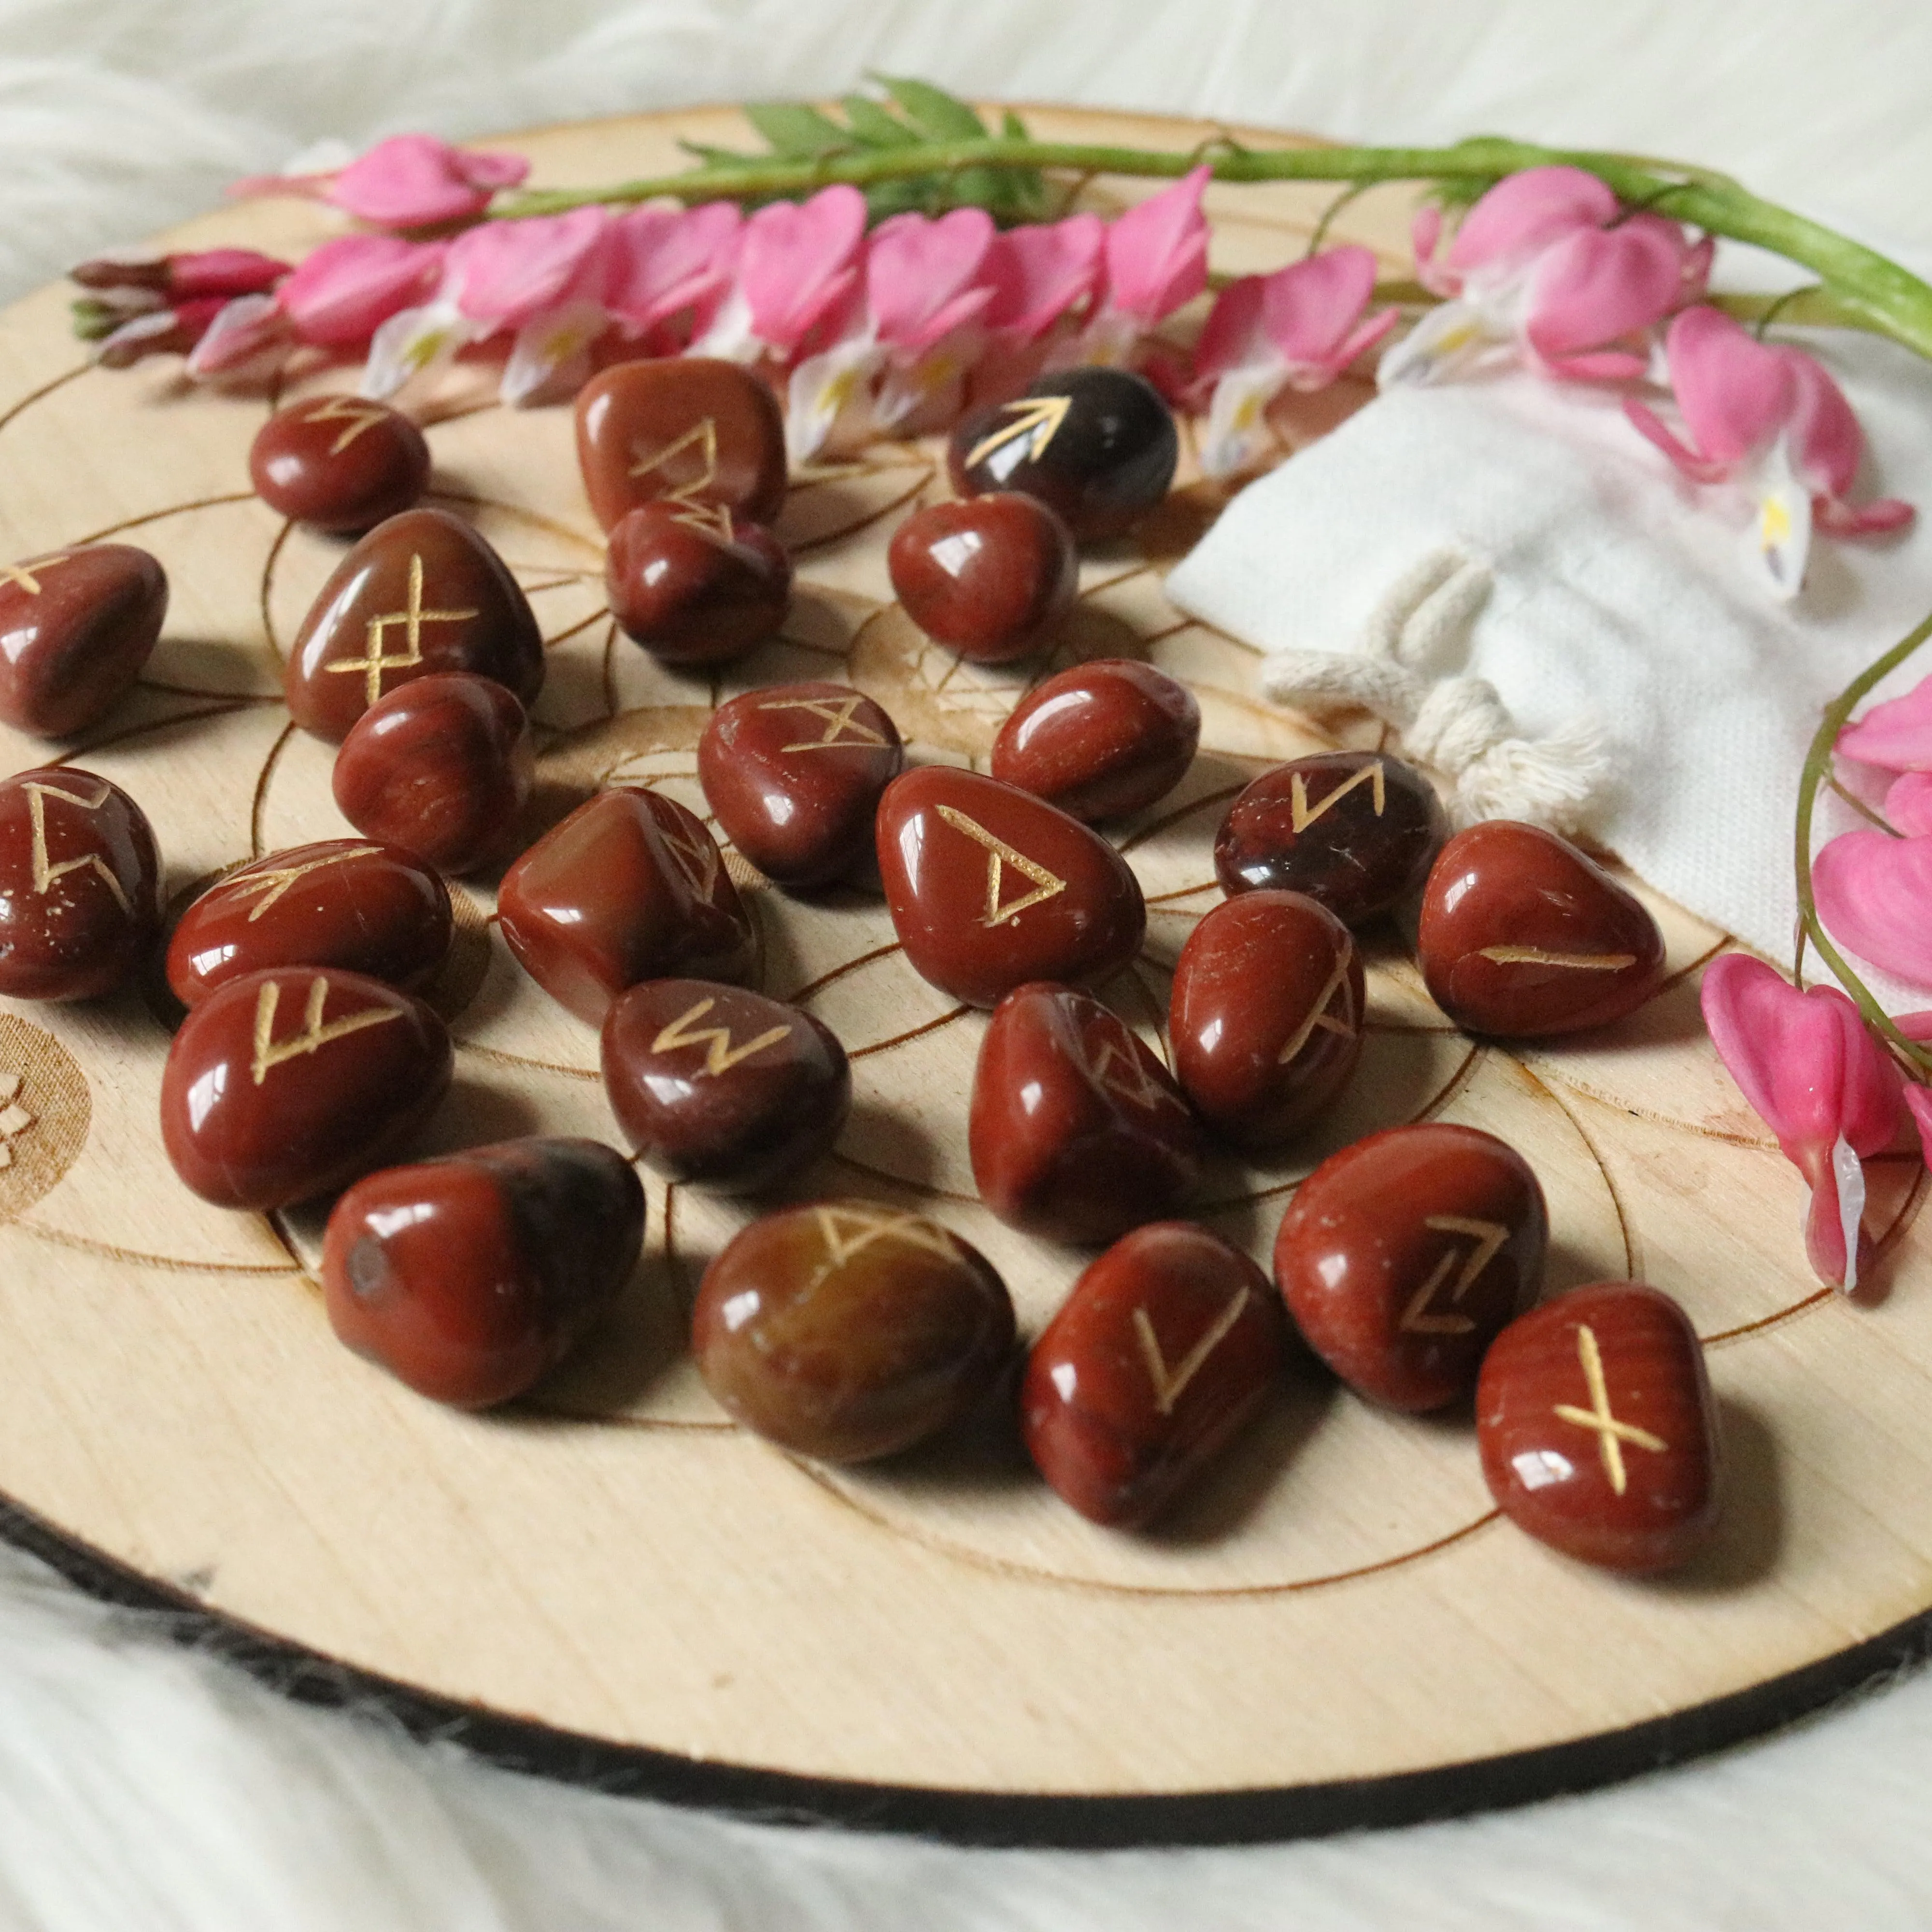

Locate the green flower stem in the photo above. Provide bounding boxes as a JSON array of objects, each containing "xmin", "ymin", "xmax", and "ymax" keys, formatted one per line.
[
  {"xmin": 1794, "ymin": 606, "xmax": 1932, "ymax": 1070},
  {"xmin": 494, "ymin": 132, "xmax": 1932, "ymax": 358}
]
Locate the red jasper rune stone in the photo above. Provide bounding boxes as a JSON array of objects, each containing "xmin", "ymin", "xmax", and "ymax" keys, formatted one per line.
[
  {"xmin": 970, "ymin": 981, "xmax": 1202, "ymax": 1245},
  {"xmin": 605, "ymin": 501, "xmax": 792, "ymax": 665},
  {"xmin": 283, "ymin": 508, "xmax": 543, "ymax": 741},
  {"xmin": 497, "ymin": 786, "xmax": 755, "ymax": 1025},
  {"xmin": 1274, "ymin": 1123, "xmax": 1548, "ymax": 1413},
  {"xmin": 1023, "ymin": 1222, "xmax": 1284, "ymax": 1527},
  {"xmin": 159, "ymin": 966, "xmax": 452, "ymax": 1209},
  {"xmin": 1215, "ymin": 752, "xmax": 1448, "ymax": 927},
  {"xmin": 324, "ymin": 1136, "xmax": 644, "ymax": 1408},
  {"xmin": 167, "ymin": 838, "xmax": 451, "ymax": 1008},
  {"xmin": 601, "ymin": 979, "xmax": 850, "ymax": 1192},
  {"xmin": 886, "ymin": 493, "xmax": 1076, "ymax": 665},
  {"xmin": 875, "ymin": 766, "xmax": 1145, "ymax": 1009},
  {"xmin": 0, "ymin": 766, "xmax": 158, "ymax": 1000},
  {"xmin": 1170, "ymin": 890, "xmax": 1364, "ymax": 1151},
  {"xmin": 249, "ymin": 395, "xmax": 430, "ymax": 533},
  {"xmin": 1477, "ymin": 1281, "xmax": 1719, "ymax": 1573},
  {"xmin": 1418, "ymin": 820, "xmax": 1667, "ymax": 1037},
  {"xmin": 575, "ymin": 356, "xmax": 787, "ymax": 534},
  {"xmin": 692, "ymin": 1200, "xmax": 1015, "ymax": 1463},
  {"xmin": 991, "ymin": 657, "xmax": 1200, "ymax": 823},
  {"xmin": 331, "ymin": 671, "xmax": 533, "ymax": 875},
  {"xmin": 697, "ymin": 681, "xmax": 903, "ymax": 889},
  {"xmin": 0, "ymin": 544, "xmax": 166, "ymax": 738}
]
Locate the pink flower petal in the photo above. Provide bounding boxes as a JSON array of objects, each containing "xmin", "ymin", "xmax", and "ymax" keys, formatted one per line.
[
  {"xmin": 1780, "ymin": 346, "xmax": 1866, "ymax": 501},
  {"xmin": 1622, "ymin": 397, "xmax": 1728, "ymax": 484},
  {"xmin": 739, "ymin": 185, "xmax": 868, "ymax": 355},
  {"xmin": 1411, "ymin": 202, "xmax": 1454, "ymax": 295},
  {"xmin": 443, "ymin": 208, "xmax": 610, "ymax": 329},
  {"xmin": 1521, "ymin": 218, "xmax": 1694, "ymax": 378},
  {"xmin": 1190, "ymin": 274, "xmax": 1265, "ymax": 387},
  {"xmin": 1661, "ymin": 304, "xmax": 1795, "ymax": 472},
  {"xmin": 166, "ymin": 249, "xmax": 291, "ymax": 300},
  {"xmin": 1885, "ymin": 772, "xmax": 1932, "ymax": 835},
  {"xmin": 326, "ymin": 134, "xmax": 528, "ymax": 228},
  {"xmin": 605, "ymin": 201, "xmax": 742, "ymax": 334},
  {"xmin": 1835, "ymin": 672, "xmax": 1932, "ymax": 771},
  {"xmin": 1814, "ymin": 829, "xmax": 1932, "ymax": 988},
  {"xmin": 980, "ymin": 214, "xmax": 1104, "ymax": 342},
  {"xmin": 1102, "ymin": 165, "xmax": 1210, "ymax": 327},
  {"xmin": 277, "ymin": 234, "xmax": 446, "ymax": 347},
  {"xmin": 183, "ymin": 294, "xmax": 287, "ymax": 377},
  {"xmin": 866, "ymin": 208, "xmax": 995, "ymax": 354},
  {"xmin": 1445, "ymin": 166, "xmax": 1619, "ymax": 280},
  {"xmin": 1260, "ymin": 246, "xmax": 1382, "ymax": 365},
  {"xmin": 1904, "ymin": 1084, "xmax": 1932, "ymax": 1165}
]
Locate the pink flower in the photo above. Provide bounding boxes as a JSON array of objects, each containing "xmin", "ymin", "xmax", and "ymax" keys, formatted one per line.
[
  {"xmin": 234, "ymin": 134, "xmax": 529, "ymax": 229},
  {"xmin": 981, "ymin": 215, "xmax": 1105, "ymax": 344},
  {"xmin": 1885, "ymin": 772, "xmax": 1932, "ymax": 835},
  {"xmin": 72, "ymin": 247, "xmax": 290, "ymax": 302},
  {"xmin": 1384, "ymin": 165, "xmax": 1709, "ymax": 390},
  {"xmin": 1836, "ymin": 670, "xmax": 1932, "ymax": 770},
  {"xmin": 1701, "ymin": 952, "xmax": 1902, "ymax": 1290},
  {"xmin": 1190, "ymin": 246, "xmax": 1398, "ymax": 476},
  {"xmin": 1812, "ymin": 829, "xmax": 1932, "ymax": 988},
  {"xmin": 1625, "ymin": 305, "xmax": 1914, "ymax": 597},
  {"xmin": 695, "ymin": 185, "xmax": 869, "ymax": 367},
  {"xmin": 604, "ymin": 201, "xmax": 743, "ymax": 344},
  {"xmin": 1079, "ymin": 166, "xmax": 1211, "ymax": 364}
]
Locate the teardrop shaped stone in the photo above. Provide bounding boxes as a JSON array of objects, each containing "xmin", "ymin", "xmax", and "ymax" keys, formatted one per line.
[
  {"xmin": 283, "ymin": 508, "xmax": 543, "ymax": 741},
  {"xmin": 0, "ymin": 544, "xmax": 167, "ymax": 738}
]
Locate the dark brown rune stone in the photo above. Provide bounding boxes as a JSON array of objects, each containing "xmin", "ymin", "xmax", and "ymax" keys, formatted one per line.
[
  {"xmin": 0, "ymin": 545, "xmax": 167, "ymax": 738},
  {"xmin": 249, "ymin": 395, "xmax": 431, "ymax": 533},
  {"xmin": 605, "ymin": 501, "xmax": 792, "ymax": 666}
]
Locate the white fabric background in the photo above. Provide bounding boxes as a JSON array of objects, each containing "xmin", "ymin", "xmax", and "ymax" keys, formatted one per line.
[{"xmin": 3, "ymin": 2, "xmax": 1932, "ymax": 1926}]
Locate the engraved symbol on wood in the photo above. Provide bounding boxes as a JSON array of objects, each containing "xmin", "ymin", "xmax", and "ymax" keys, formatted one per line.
[
  {"xmin": 963, "ymin": 394, "xmax": 1073, "ymax": 471},
  {"xmin": 1397, "ymin": 1215, "xmax": 1512, "ymax": 1336},
  {"xmin": 323, "ymin": 552, "xmax": 480, "ymax": 706},
  {"xmin": 0, "ymin": 554, "xmax": 68, "ymax": 596},
  {"xmin": 1133, "ymin": 1287, "xmax": 1252, "ymax": 1415},
  {"xmin": 932, "ymin": 803, "xmax": 1066, "ymax": 927},
  {"xmin": 1275, "ymin": 940, "xmax": 1358, "ymax": 1065},
  {"xmin": 250, "ymin": 975, "xmax": 402, "ymax": 1086},
  {"xmin": 650, "ymin": 995, "xmax": 792, "ymax": 1077},
  {"xmin": 1083, "ymin": 1016, "xmax": 1189, "ymax": 1115},
  {"xmin": 1475, "ymin": 946, "xmax": 1638, "ymax": 971},
  {"xmin": 24, "ymin": 778, "xmax": 131, "ymax": 914},
  {"xmin": 302, "ymin": 394, "xmax": 394, "ymax": 456},
  {"xmin": 0, "ymin": 1071, "xmax": 36, "ymax": 1172},
  {"xmin": 757, "ymin": 693, "xmax": 888, "ymax": 753},
  {"xmin": 1290, "ymin": 760, "xmax": 1385, "ymax": 834},
  {"xmin": 657, "ymin": 814, "xmax": 722, "ymax": 904},
  {"xmin": 814, "ymin": 1205, "xmax": 959, "ymax": 1269},
  {"xmin": 1551, "ymin": 1321, "xmax": 1667, "ymax": 1495},
  {"xmin": 218, "ymin": 845, "xmax": 386, "ymax": 923}
]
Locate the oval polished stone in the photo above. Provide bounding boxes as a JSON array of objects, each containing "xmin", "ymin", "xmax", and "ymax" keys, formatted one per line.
[
  {"xmin": 991, "ymin": 657, "xmax": 1200, "ymax": 822},
  {"xmin": 605, "ymin": 501, "xmax": 791, "ymax": 666},
  {"xmin": 0, "ymin": 545, "xmax": 167, "ymax": 738},
  {"xmin": 948, "ymin": 367, "xmax": 1178, "ymax": 540},
  {"xmin": 886, "ymin": 493, "xmax": 1076, "ymax": 665},
  {"xmin": 166, "ymin": 838, "xmax": 452, "ymax": 1008},
  {"xmin": 498, "ymin": 786, "xmax": 755, "ymax": 1025},
  {"xmin": 875, "ymin": 766, "xmax": 1146, "ymax": 1009},
  {"xmin": 1418, "ymin": 821, "xmax": 1667, "ymax": 1037},
  {"xmin": 1215, "ymin": 751, "xmax": 1448, "ymax": 926},
  {"xmin": 1022, "ymin": 1222, "xmax": 1283, "ymax": 1527},
  {"xmin": 1171, "ymin": 890, "xmax": 1364, "ymax": 1151},
  {"xmin": 970, "ymin": 981, "xmax": 1202, "ymax": 1245},
  {"xmin": 283, "ymin": 507, "xmax": 544, "ymax": 741},
  {"xmin": 323, "ymin": 1136, "xmax": 643, "ymax": 1408},
  {"xmin": 697, "ymin": 681, "xmax": 903, "ymax": 889},
  {"xmin": 575, "ymin": 356, "xmax": 787, "ymax": 534},
  {"xmin": 601, "ymin": 978, "xmax": 850, "ymax": 1192},
  {"xmin": 331, "ymin": 671, "xmax": 533, "ymax": 876},
  {"xmin": 1274, "ymin": 1122, "xmax": 1548, "ymax": 1412},
  {"xmin": 0, "ymin": 766, "xmax": 159, "ymax": 1000},
  {"xmin": 159, "ymin": 966, "xmax": 453, "ymax": 1208},
  {"xmin": 249, "ymin": 395, "xmax": 430, "ymax": 534},
  {"xmin": 692, "ymin": 1200, "xmax": 1015, "ymax": 1463},
  {"xmin": 1477, "ymin": 1281, "xmax": 1719, "ymax": 1572}
]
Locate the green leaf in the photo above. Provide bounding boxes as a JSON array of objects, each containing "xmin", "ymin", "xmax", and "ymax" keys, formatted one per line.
[
  {"xmin": 871, "ymin": 73, "xmax": 989, "ymax": 142},
  {"xmin": 1000, "ymin": 108, "xmax": 1030, "ymax": 141},
  {"xmin": 842, "ymin": 94, "xmax": 921, "ymax": 148},
  {"xmin": 678, "ymin": 139, "xmax": 758, "ymax": 168},
  {"xmin": 742, "ymin": 101, "xmax": 852, "ymax": 158}
]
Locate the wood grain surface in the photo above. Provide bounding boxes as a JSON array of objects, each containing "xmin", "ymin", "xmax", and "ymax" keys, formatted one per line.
[{"xmin": 0, "ymin": 104, "xmax": 1927, "ymax": 1844}]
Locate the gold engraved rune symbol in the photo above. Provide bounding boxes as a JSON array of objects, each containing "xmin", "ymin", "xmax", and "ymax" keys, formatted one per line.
[
  {"xmin": 1276, "ymin": 940, "xmax": 1358, "ymax": 1066},
  {"xmin": 631, "ymin": 415, "xmax": 719, "ymax": 491},
  {"xmin": 963, "ymin": 394, "xmax": 1073, "ymax": 471},
  {"xmin": 1551, "ymin": 1322, "xmax": 1667, "ymax": 1496},
  {"xmin": 1398, "ymin": 1215, "xmax": 1512, "ymax": 1336},
  {"xmin": 0, "ymin": 554, "xmax": 68, "ymax": 596},
  {"xmin": 1476, "ymin": 946, "xmax": 1638, "ymax": 971},
  {"xmin": 650, "ymin": 995, "xmax": 791, "ymax": 1077},
  {"xmin": 1085, "ymin": 1019, "xmax": 1188, "ymax": 1115},
  {"xmin": 757, "ymin": 693, "xmax": 888, "ymax": 753},
  {"xmin": 1133, "ymin": 1287, "xmax": 1253, "ymax": 1415},
  {"xmin": 814, "ymin": 1205, "xmax": 959, "ymax": 1269},
  {"xmin": 24, "ymin": 779, "xmax": 131, "ymax": 914},
  {"xmin": 219, "ymin": 845, "xmax": 385, "ymax": 923},
  {"xmin": 323, "ymin": 552, "xmax": 479, "ymax": 706},
  {"xmin": 250, "ymin": 976, "xmax": 402, "ymax": 1087},
  {"xmin": 1290, "ymin": 760, "xmax": 1385, "ymax": 834},
  {"xmin": 657, "ymin": 815, "xmax": 721, "ymax": 903},
  {"xmin": 932, "ymin": 804, "xmax": 1065, "ymax": 928},
  {"xmin": 303, "ymin": 394, "xmax": 394, "ymax": 456}
]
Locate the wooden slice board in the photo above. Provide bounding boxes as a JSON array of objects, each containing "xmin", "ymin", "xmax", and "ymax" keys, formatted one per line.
[{"xmin": 0, "ymin": 104, "xmax": 1928, "ymax": 1846}]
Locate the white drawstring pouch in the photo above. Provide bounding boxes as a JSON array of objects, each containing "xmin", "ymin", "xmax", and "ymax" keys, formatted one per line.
[{"xmin": 1164, "ymin": 333, "xmax": 1932, "ymax": 999}]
